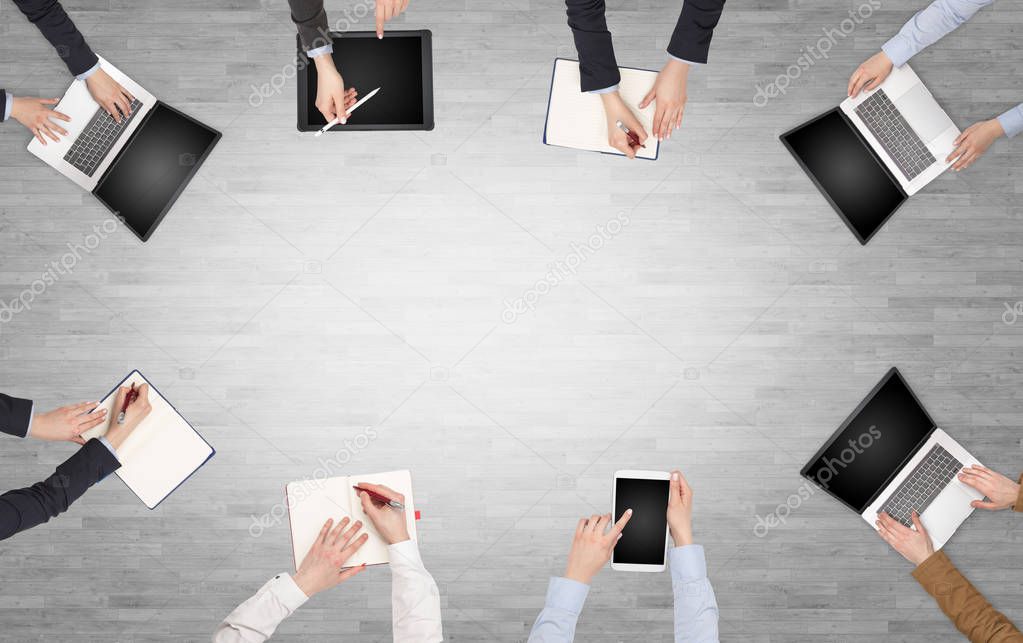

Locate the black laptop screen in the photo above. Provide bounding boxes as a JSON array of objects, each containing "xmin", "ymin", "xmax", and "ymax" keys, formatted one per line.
[
  {"xmin": 305, "ymin": 34, "xmax": 424, "ymax": 127},
  {"xmin": 802, "ymin": 370, "xmax": 934, "ymax": 512},
  {"xmin": 781, "ymin": 109, "xmax": 906, "ymax": 244},
  {"xmin": 94, "ymin": 103, "xmax": 219, "ymax": 241}
]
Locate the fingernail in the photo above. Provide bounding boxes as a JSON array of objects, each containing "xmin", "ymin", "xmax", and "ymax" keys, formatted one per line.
[
  {"xmin": 340, "ymin": 118, "xmax": 347, "ymax": 124},
  {"xmin": 625, "ymin": 508, "xmax": 633, "ymax": 514},
  {"xmin": 378, "ymin": 34, "xmax": 383, "ymax": 40},
  {"xmin": 671, "ymin": 472, "xmax": 679, "ymax": 480}
]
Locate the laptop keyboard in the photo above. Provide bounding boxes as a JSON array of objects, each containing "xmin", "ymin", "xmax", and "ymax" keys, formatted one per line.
[
  {"xmin": 854, "ymin": 89, "xmax": 937, "ymax": 181},
  {"xmin": 880, "ymin": 444, "xmax": 964, "ymax": 527},
  {"xmin": 63, "ymin": 98, "xmax": 143, "ymax": 177}
]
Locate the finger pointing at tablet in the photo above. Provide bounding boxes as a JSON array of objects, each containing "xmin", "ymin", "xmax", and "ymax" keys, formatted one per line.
[{"xmin": 564, "ymin": 510, "xmax": 632, "ymax": 585}]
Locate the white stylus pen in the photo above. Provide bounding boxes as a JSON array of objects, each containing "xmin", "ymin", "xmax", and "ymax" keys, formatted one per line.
[{"xmin": 315, "ymin": 87, "xmax": 381, "ymax": 136}]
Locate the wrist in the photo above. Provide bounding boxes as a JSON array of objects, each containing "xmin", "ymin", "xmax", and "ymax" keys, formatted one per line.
[
  {"xmin": 599, "ymin": 91, "xmax": 621, "ymax": 104},
  {"xmin": 670, "ymin": 526, "xmax": 693, "ymax": 547},
  {"xmin": 292, "ymin": 571, "xmax": 317, "ymax": 597},
  {"xmin": 665, "ymin": 58, "xmax": 691, "ymax": 76},
  {"xmin": 563, "ymin": 562, "xmax": 594, "ymax": 585}
]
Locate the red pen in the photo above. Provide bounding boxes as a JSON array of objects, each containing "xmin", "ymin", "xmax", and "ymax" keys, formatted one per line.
[
  {"xmin": 116, "ymin": 383, "xmax": 138, "ymax": 425},
  {"xmin": 353, "ymin": 486, "xmax": 404, "ymax": 510},
  {"xmin": 615, "ymin": 120, "xmax": 646, "ymax": 150}
]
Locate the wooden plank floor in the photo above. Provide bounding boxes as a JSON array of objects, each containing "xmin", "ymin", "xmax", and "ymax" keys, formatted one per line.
[{"xmin": 1, "ymin": 1, "xmax": 1021, "ymax": 641}]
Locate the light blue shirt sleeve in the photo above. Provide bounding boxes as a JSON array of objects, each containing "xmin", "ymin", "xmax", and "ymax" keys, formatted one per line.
[
  {"xmin": 589, "ymin": 84, "xmax": 619, "ymax": 95},
  {"xmin": 527, "ymin": 577, "xmax": 590, "ymax": 642},
  {"xmin": 670, "ymin": 545, "xmax": 719, "ymax": 643},
  {"xmin": 881, "ymin": 0, "xmax": 994, "ymax": 67},
  {"xmin": 75, "ymin": 61, "xmax": 101, "ymax": 82},
  {"xmin": 997, "ymin": 105, "xmax": 1023, "ymax": 138},
  {"xmin": 306, "ymin": 44, "xmax": 333, "ymax": 59},
  {"xmin": 668, "ymin": 53, "xmax": 703, "ymax": 67},
  {"xmin": 97, "ymin": 436, "xmax": 120, "ymax": 460}
]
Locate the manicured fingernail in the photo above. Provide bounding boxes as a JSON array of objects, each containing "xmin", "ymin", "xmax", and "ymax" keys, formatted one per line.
[
  {"xmin": 625, "ymin": 508, "xmax": 633, "ymax": 514},
  {"xmin": 378, "ymin": 34, "xmax": 383, "ymax": 39},
  {"xmin": 672, "ymin": 472, "xmax": 678, "ymax": 480}
]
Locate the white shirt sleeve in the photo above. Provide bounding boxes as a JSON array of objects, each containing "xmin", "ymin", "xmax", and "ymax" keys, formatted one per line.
[
  {"xmin": 389, "ymin": 540, "xmax": 443, "ymax": 642},
  {"xmin": 212, "ymin": 573, "xmax": 309, "ymax": 643}
]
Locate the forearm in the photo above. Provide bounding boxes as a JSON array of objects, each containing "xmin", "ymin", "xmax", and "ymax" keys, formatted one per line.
[
  {"xmin": 527, "ymin": 577, "xmax": 589, "ymax": 643},
  {"xmin": 882, "ymin": 0, "xmax": 993, "ymax": 66},
  {"xmin": 0, "ymin": 393, "xmax": 33, "ymax": 437},
  {"xmin": 287, "ymin": 0, "xmax": 332, "ymax": 52},
  {"xmin": 912, "ymin": 551, "xmax": 1023, "ymax": 643},
  {"xmin": 670, "ymin": 545, "xmax": 720, "ymax": 643},
  {"xmin": 213, "ymin": 574, "xmax": 309, "ymax": 643},
  {"xmin": 11, "ymin": 0, "xmax": 98, "ymax": 75},
  {"xmin": 389, "ymin": 540, "xmax": 443, "ymax": 642},
  {"xmin": 667, "ymin": 0, "xmax": 726, "ymax": 65},
  {"xmin": 0, "ymin": 438, "xmax": 119, "ymax": 541},
  {"xmin": 565, "ymin": 0, "xmax": 620, "ymax": 92}
]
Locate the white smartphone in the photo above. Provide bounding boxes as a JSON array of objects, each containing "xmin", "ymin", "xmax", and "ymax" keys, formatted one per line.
[{"xmin": 610, "ymin": 469, "xmax": 670, "ymax": 572}]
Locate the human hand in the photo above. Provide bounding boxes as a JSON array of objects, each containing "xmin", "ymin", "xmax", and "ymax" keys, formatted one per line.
[
  {"xmin": 11, "ymin": 97, "xmax": 71, "ymax": 145},
  {"xmin": 375, "ymin": 0, "xmax": 410, "ymax": 39},
  {"xmin": 667, "ymin": 470, "xmax": 694, "ymax": 547},
  {"xmin": 30, "ymin": 402, "xmax": 107, "ymax": 444},
  {"xmin": 104, "ymin": 384, "xmax": 152, "ymax": 451},
  {"xmin": 313, "ymin": 56, "xmax": 359, "ymax": 124},
  {"xmin": 85, "ymin": 68, "xmax": 135, "ymax": 123},
  {"xmin": 946, "ymin": 119, "xmax": 1004, "ymax": 171},
  {"xmin": 958, "ymin": 465, "xmax": 1021, "ymax": 511},
  {"xmin": 563, "ymin": 511, "xmax": 632, "ymax": 584},
  {"xmin": 638, "ymin": 59, "xmax": 689, "ymax": 141},
  {"xmin": 848, "ymin": 51, "xmax": 893, "ymax": 97},
  {"xmin": 600, "ymin": 92, "xmax": 649, "ymax": 159},
  {"xmin": 876, "ymin": 511, "xmax": 935, "ymax": 566},
  {"xmin": 357, "ymin": 482, "xmax": 410, "ymax": 545},
  {"xmin": 293, "ymin": 517, "xmax": 369, "ymax": 597}
]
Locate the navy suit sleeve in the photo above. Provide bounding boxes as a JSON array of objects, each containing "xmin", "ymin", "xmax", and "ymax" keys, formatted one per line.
[
  {"xmin": 11, "ymin": 0, "xmax": 99, "ymax": 76},
  {"xmin": 565, "ymin": 0, "xmax": 621, "ymax": 92},
  {"xmin": 0, "ymin": 439, "xmax": 120, "ymax": 541},
  {"xmin": 667, "ymin": 0, "xmax": 726, "ymax": 64},
  {"xmin": 0, "ymin": 393, "xmax": 33, "ymax": 438}
]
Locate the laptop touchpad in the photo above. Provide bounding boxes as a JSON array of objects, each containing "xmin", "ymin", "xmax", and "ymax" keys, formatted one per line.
[{"xmin": 896, "ymin": 84, "xmax": 954, "ymax": 143}]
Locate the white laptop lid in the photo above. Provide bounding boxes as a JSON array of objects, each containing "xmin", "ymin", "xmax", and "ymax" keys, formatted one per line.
[
  {"xmin": 26, "ymin": 56, "xmax": 157, "ymax": 192},
  {"xmin": 840, "ymin": 63, "xmax": 960, "ymax": 196}
]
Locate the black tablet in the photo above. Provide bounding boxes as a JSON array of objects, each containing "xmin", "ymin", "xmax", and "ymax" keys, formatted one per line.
[{"xmin": 297, "ymin": 30, "xmax": 433, "ymax": 132}]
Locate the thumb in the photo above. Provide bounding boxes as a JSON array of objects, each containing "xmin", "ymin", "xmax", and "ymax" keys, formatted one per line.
[
  {"xmin": 910, "ymin": 511, "xmax": 927, "ymax": 535},
  {"xmin": 638, "ymin": 88, "xmax": 655, "ymax": 109},
  {"xmin": 971, "ymin": 499, "xmax": 999, "ymax": 510},
  {"xmin": 71, "ymin": 436, "xmax": 86, "ymax": 445}
]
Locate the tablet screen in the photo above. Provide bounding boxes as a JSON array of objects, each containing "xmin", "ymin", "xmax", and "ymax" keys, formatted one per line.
[
  {"xmin": 304, "ymin": 34, "xmax": 425, "ymax": 127},
  {"xmin": 613, "ymin": 477, "xmax": 669, "ymax": 565}
]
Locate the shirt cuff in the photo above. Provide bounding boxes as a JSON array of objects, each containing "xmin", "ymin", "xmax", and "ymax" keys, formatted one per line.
[
  {"xmin": 75, "ymin": 61, "xmax": 101, "ymax": 82},
  {"xmin": 269, "ymin": 573, "xmax": 311, "ymax": 611},
  {"xmin": 97, "ymin": 436, "xmax": 119, "ymax": 461},
  {"xmin": 306, "ymin": 44, "xmax": 333, "ymax": 59},
  {"xmin": 545, "ymin": 577, "xmax": 590, "ymax": 614},
  {"xmin": 23, "ymin": 402, "xmax": 34, "ymax": 437},
  {"xmin": 589, "ymin": 84, "xmax": 619, "ymax": 95},
  {"xmin": 388, "ymin": 539, "xmax": 424, "ymax": 567},
  {"xmin": 881, "ymin": 38, "xmax": 914, "ymax": 68},
  {"xmin": 669, "ymin": 544, "xmax": 708, "ymax": 583},
  {"xmin": 668, "ymin": 53, "xmax": 702, "ymax": 67},
  {"xmin": 996, "ymin": 107, "xmax": 1023, "ymax": 139},
  {"xmin": 3, "ymin": 96, "xmax": 12, "ymax": 122}
]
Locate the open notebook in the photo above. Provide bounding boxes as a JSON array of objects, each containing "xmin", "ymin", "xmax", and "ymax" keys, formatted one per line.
[
  {"xmin": 287, "ymin": 469, "xmax": 417, "ymax": 569},
  {"xmin": 81, "ymin": 370, "xmax": 214, "ymax": 509},
  {"xmin": 543, "ymin": 58, "xmax": 659, "ymax": 160}
]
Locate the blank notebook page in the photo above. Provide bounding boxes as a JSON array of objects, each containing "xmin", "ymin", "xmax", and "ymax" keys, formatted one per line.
[
  {"xmin": 288, "ymin": 469, "xmax": 416, "ymax": 569},
  {"xmin": 545, "ymin": 59, "xmax": 659, "ymax": 159},
  {"xmin": 83, "ymin": 371, "xmax": 213, "ymax": 508}
]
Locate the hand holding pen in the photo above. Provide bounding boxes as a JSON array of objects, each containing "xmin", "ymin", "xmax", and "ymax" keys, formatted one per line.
[
  {"xmin": 616, "ymin": 120, "xmax": 646, "ymax": 151},
  {"xmin": 105, "ymin": 383, "xmax": 152, "ymax": 451},
  {"xmin": 355, "ymin": 482, "xmax": 410, "ymax": 545}
]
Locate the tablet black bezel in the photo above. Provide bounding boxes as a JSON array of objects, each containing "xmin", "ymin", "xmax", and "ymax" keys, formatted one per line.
[{"xmin": 296, "ymin": 29, "xmax": 433, "ymax": 132}]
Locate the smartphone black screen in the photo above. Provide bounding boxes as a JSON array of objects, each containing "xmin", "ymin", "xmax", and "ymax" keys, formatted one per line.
[{"xmin": 612, "ymin": 477, "xmax": 669, "ymax": 565}]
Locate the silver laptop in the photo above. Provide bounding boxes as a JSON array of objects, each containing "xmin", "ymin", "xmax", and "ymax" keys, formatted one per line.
[
  {"xmin": 26, "ymin": 56, "xmax": 220, "ymax": 241},
  {"xmin": 840, "ymin": 63, "xmax": 960, "ymax": 195},
  {"xmin": 801, "ymin": 368, "xmax": 983, "ymax": 549}
]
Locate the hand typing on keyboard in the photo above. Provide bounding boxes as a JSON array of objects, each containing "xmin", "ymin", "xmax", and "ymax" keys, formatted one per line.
[
  {"xmin": 848, "ymin": 51, "xmax": 894, "ymax": 98},
  {"xmin": 85, "ymin": 68, "xmax": 135, "ymax": 124},
  {"xmin": 958, "ymin": 464, "xmax": 1022, "ymax": 510},
  {"xmin": 876, "ymin": 510, "xmax": 935, "ymax": 566}
]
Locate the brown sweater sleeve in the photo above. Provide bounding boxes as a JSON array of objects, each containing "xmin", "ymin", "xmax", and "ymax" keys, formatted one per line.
[
  {"xmin": 1014, "ymin": 474, "xmax": 1023, "ymax": 512},
  {"xmin": 912, "ymin": 551, "xmax": 1023, "ymax": 643}
]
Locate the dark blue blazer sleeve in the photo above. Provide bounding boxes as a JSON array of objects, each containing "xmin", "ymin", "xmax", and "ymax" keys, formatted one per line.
[
  {"xmin": 667, "ymin": 0, "xmax": 726, "ymax": 64},
  {"xmin": 11, "ymin": 0, "xmax": 99, "ymax": 76},
  {"xmin": 566, "ymin": 0, "xmax": 621, "ymax": 92},
  {"xmin": 0, "ymin": 438, "xmax": 120, "ymax": 541},
  {"xmin": 0, "ymin": 393, "xmax": 33, "ymax": 438}
]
